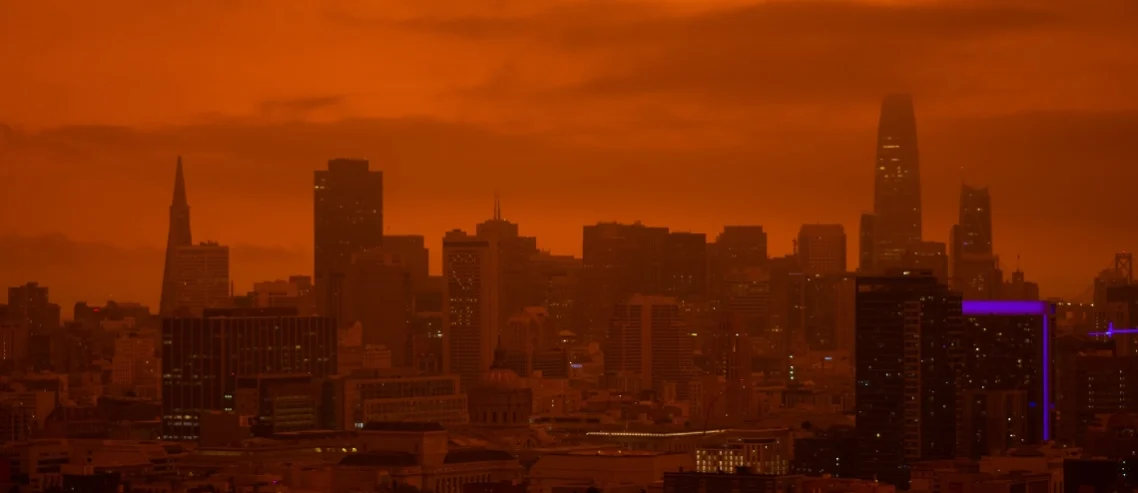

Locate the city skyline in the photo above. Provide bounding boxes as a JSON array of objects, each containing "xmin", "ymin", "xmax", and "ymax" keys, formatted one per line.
[{"xmin": 3, "ymin": 1, "xmax": 1138, "ymax": 309}]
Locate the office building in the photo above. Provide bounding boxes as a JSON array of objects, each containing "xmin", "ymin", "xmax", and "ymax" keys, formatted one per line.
[
  {"xmin": 161, "ymin": 310, "xmax": 337, "ymax": 440},
  {"xmin": 803, "ymin": 274, "xmax": 855, "ymax": 351},
  {"xmin": 855, "ymin": 271, "xmax": 962, "ymax": 488},
  {"xmin": 6, "ymin": 282, "xmax": 61, "ymax": 337},
  {"xmin": 581, "ymin": 222, "xmax": 669, "ymax": 335},
  {"xmin": 902, "ymin": 241, "xmax": 948, "ymax": 283},
  {"xmin": 1057, "ymin": 355, "xmax": 1138, "ymax": 445},
  {"xmin": 111, "ymin": 333, "xmax": 158, "ymax": 387},
  {"xmin": 606, "ymin": 295, "xmax": 693, "ymax": 399},
  {"xmin": 664, "ymin": 232, "xmax": 708, "ymax": 301},
  {"xmin": 798, "ymin": 224, "xmax": 847, "ymax": 276},
  {"xmin": 383, "ymin": 235, "xmax": 430, "ymax": 289},
  {"xmin": 960, "ymin": 389, "xmax": 1029, "ymax": 459},
  {"xmin": 960, "ymin": 300, "xmax": 1055, "ymax": 446},
  {"xmin": 476, "ymin": 199, "xmax": 540, "ymax": 327},
  {"xmin": 343, "ymin": 250, "xmax": 413, "ymax": 366},
  {"xmin": 951, "ymin": 185, "xmax": 1000, "ymax": 299},
  {"xmin": 314, "ymin": 158, "xmax": 384, "ymax": 320},
  {"xmin": 710, "ymin": 226, "xmax": 769, "ymax": 299},
  {"xmin": 163, "ymin": 242, "xmax": 230, "ymax": 316},
  {"xmin": 324, "ymin": 370, "xmax": 468, "ymax": 429},
  {"xmin": 442, "ymin": 230, "xmax": 500, "ymax": 390},
  {"xmin": 858, "ymin": 213, "xmax": 876, "ymax": 273}
]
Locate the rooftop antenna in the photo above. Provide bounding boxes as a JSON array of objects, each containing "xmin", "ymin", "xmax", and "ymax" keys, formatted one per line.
[{"xmin": 493, "ymin": 193, "xmax": 502, "ymax": 221}]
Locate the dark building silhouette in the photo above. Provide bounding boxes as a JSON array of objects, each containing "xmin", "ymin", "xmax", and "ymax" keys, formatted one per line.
[
  {"xmin": 343, "ymin": 250, "xmax": 413, "ymax": 366},
  {"xmin": 858, "ymin": 213, "xmax": 876, "ymax": 273},
  {"xmin": 797, "ymin": 224, "xmax": 846, "ymax": 276},
  {"xmin": 902, "ymin": 241, "xmax": 948, "ymax": 284},
  {"xmin": 855, "ymin": 271, "xmax": 962, "ymax": 488},
  {"xmin": 793, "ymin": 426, "xmax": 858, "ymax": 478},
  {"xmin": 314, "ymin": 158, "xmax": 384, "ymax": 322},
  {"xmin": 960, "ymin": 300, "xmax": 1055, "ymax": 449},
  {"xmin": 159, "ymin": 157, "xmax": 194, "ymax": 317},
  {"xmin": 710, "ymin": 226, "xmax": 769, "ymax": 299},
  {"xmin": 951, "ymin": 185, "xmax": 1000, "ymax": 299},
  {"xmin": 161, "ymin": 311, "xmax": 336, "ymax": 440},
  {"xmin": 383, "ymin": 234, "xmax": 430, "ymax": 290},
  {"xmin": 871, "ymin": 94, "xmax": 922, "ymax": 271},
  {"xmin": 581, "ymin": 222, "xmax": 669, "ymax": 335},
  {"xmin": 663, "ymin": 232, "xmax": 708, "ymax": 301},
  {"xmin": 476, "ymin": 198, "xmax": 540, "ymax": 327}
]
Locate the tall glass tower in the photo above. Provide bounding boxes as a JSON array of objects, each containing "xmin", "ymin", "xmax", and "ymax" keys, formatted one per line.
[{"xmin": 872, "ymin": 94, "xmax": 922, "ymax": 270}]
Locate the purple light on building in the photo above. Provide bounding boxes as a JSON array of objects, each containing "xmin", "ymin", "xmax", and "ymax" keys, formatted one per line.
[
  {"xmin": 961, "ymin": 300, "xmax": 1053, "ymax": 440},
  {"xmin": 1088, "ymin": 322, "xmax": 1138, "ymax": 337}
]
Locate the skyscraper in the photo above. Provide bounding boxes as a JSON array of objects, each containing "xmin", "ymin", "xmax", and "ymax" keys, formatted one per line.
[
  {"xmin": 951, "ymin": 185, "xmax": 1000, "ymax": 299},
  {"xmin": 155, "ymin": 159, "xmax": 230, "ymax": 317},
  {"xmin": 709, "ymin": 226, "xmax": 769, "ymax": 299},
  {"xmin": 164, "ymin": 242, "xmax": 230, "ymax": 316},
  {"xmin": 797, "ymin": 224, "xmax": 847, "ymax": 276},
  {"xmin": 476, "ymin": 198, "xmax": 539, "ymax": 327},
  {"xmin": 606, "ymin": 295, "xmax": 693, "ymax": 399},
  {"xmin": 159, "ymin": 157, "xmax": 193, "ymax": 316},
  {"xmin": 663, "ymin": 232, "xmax": 708, "ymax": 301},
  {"xmin": 343, "ymin": 250, "xmax": 413, "ymax": 367},
  {"xmin": 858, "ymin": 213, "xmax": 876, "ymax": 273},
  {"xmin": 871, "ymin": 95, "xmax": 922, "ymax": 270},
  {"xmin": 581, "ymin": 222, "xmax": 669, "ymax": 335},
  {"xmin": 314, "ymin": 159, "xmax": 384, "ymax": 322},
  {"xmin": 442, "ymin": 230, "xmax": 500, "ymax": 390},
  {"xmin": 855, "ymin": 271, "xmax": 962, "ymax": 488}
]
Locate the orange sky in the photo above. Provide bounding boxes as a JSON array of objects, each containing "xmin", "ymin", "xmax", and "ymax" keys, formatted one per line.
[{"xmin": 2, "ymin": 0, "xmax": 1138, "ymax": 309}]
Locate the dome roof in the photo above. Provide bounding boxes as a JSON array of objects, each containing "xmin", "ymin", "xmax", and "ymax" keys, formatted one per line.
[{"xmin": 481, "ymin": 367, "xmax": 521, "ymax": 389}]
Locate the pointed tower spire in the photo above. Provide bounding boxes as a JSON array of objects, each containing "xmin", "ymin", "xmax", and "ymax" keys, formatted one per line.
[
  {"xmin": 173, "ymin": 156, "xmax": 188, "ymax": 207},
  {"xmin": 493, "ymin": 193, "xmax": 502, "ymax": 221},
  {"xmin": 160, "ymin": 156, "xmax": 194, "ymax": 316}
]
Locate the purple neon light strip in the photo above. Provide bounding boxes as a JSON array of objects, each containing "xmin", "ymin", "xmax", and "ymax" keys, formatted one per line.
[{"xmin": 961, "ymin": 300, "xmax": 1052, "ymax": 441}]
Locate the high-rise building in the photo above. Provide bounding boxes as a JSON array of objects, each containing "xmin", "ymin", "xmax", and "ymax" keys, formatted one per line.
[
  {"xmin": 1057, "ymin": 354, "xmax": 1138, "ymax": 445},
  {"xmin": 442, "ymin": 230, "xmax": 500, "ymax": 390},
  {"xmin": 155, "ymin": 159, "xmax": 229, "ymax": 317},
  {"xmin": 858, "ymin": 213, "xmax": 876, "ymax": 273},
  {"xmin": 664, "ymin": 232, "xmax": 708, "ymax": 301},
  {"xmin": 581, "ymin": 222, "xmax": 669, "ymax": 335},
  {"xmin": 951, "ymin": 185, "xmax": 1000, "ymax": 299},
  {"xmin": 902, "ymin": 241, "xmax": 948, "ymax": 283},
  {"xmin": 6, "ymin": 282, "xmax": 60, "ymax": 338},
  {"xmin": 314, "ymin": 158, "xmax": 384, "ymax": 321},
  {"xmin": 797, "ymin": 224, "xmax": 847, "ymax": 276},
  {"xmin": 606, "ymin": 295, "xmax": 693, "ymax": 399},
  {"xmin": 802, "ymin": 274, "xmax": 855, "ymax": 351},
  {"xmin": 342, "ymin": 250, "xmax": 413, "ymax": 367},
  {"xmin": 855, "ymin": 271, "xmax": 962, "ymax": 488},
  {"xmin": 164, "ymin": 242, "xmax": 230, "ymax": 316},
  {"xmin": 476, "ymin": 199, "xmax": 540, "ymax": 327},
  {"xmin": 160, "ymin": 157, "xmax": 193, "ymax": 316},
  {"xmin": 382, "ymin": 235, "xmax": 430, "ymax": 290},
  {"xmin": 871, "ymin": 95, "xmax": 922, "ymax": 270},
  {"xmin": 112, "ymin": 333, "xmax": 158, "ymax": 387},
  {"xmin": 161, "ymin": 309, "xmax": 337, "ymax": 440},
  {"xmin": 960, "ymin": 300, "xmax": 1055, "ymax": 448},
  {"xmin": 710, "ymin": 226, "xmax": 769, "ymax": 299},
  {"xmin": 529, "ymin": 252, "xmax": 582, "ymax": 334}
]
